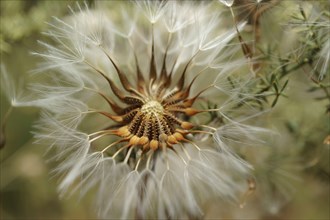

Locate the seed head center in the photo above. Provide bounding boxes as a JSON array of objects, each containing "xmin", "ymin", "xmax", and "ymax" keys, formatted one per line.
[{"xmin": 141, "ymin": 100, "xmax": 164, "ymax": 115}]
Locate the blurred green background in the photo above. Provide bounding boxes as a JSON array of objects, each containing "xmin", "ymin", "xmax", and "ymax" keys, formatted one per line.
[
  {"xmin": 1, "ymin": 1, "xmax": 95, "ymax": 219},
  {"xmin": 0, "ymin": 1, "xmax": 329, "ymax": 219}
]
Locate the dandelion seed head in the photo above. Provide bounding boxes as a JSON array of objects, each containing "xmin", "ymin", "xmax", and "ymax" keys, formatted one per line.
[{"xmin": 23, "ymin": 1, "xmax": 268, "ymax": 219}]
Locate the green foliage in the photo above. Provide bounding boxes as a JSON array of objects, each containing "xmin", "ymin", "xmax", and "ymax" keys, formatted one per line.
[{"xmin": 0, "ymin": 0, "xmax": 78, "ymax": 53}]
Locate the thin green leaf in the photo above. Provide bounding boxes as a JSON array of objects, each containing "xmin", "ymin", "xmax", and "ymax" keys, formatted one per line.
[
  {"xmin": 273, "ymin": 83, "xmax": 279, "ymax": 93},
  {"xmin": 280, "ymin": 80, "xmax": 289, "ymax": 93},
  {"xmin": 271, "ymin": 95, "xmax": 279, "ymax": 107}
]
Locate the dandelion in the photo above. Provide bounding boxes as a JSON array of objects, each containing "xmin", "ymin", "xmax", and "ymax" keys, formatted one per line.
[{"xmin": 17, "ymin": 1, "xmax": 268, "ymax": 219}]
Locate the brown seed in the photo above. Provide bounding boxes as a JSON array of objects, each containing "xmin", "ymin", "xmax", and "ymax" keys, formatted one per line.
[
  {"xmin": 101, "ymin": 112, "xmax": 123, "ymax": 122},
  {"xmin": 181, "ymin": 121, "xmax": 194, "ymax": 130},
  {"xmin": 159, "ymin": 133, "xmax": 168, "ymax": 142},
  {"xmin": 139, "ymin": 136, "xmax": 149, "ymax": 145},
  {"xmin": 117, "ymin": 126, "xmax": 130, "ymax": 137},
  {"xmin": 168, "ymin": 135, "xmax": 178, "ymax": 144},
  {"xmin": 150, "ymin": 140, "xmax": 159, "ymax": 150},
  {"xmin": 173, "ymin": 132, "xmax": 184, "ymax": 141},
  {"xmin": 129, "ymin": 135, "xmax": 140, "ymax": 145},
  {"xmin": 185, "ymin": 108, "xmax": 199, "ymax": 116}
]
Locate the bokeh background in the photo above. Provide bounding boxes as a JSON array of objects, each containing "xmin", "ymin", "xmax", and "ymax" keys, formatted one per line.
[{"xmin": 1, "ymin": 1, "xmax": 329, "ymax": 219}]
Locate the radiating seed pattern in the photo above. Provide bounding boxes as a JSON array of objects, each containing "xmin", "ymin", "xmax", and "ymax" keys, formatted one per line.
[{"xmin": 88, "ymin": 31, "xmax": 212, "ymax": 159}]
